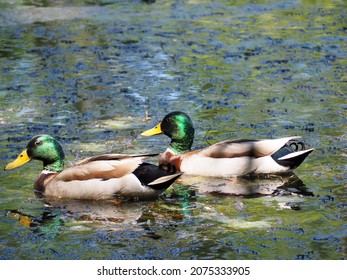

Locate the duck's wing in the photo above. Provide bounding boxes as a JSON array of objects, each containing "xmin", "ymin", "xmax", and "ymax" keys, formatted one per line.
[
  {"xmin": 75, "ymin": 153, "xmax": 158, "ymax": 165},
  {"xmin": 198, "ymin": 136, "xmax": 302, "ymax": 158},
  {"xmin": 55, "ymin": 157, "xmax": 145, "ymax": 182}
]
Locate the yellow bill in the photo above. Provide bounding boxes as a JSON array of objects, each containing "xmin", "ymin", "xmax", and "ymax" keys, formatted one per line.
[
  {"xmin": 141, "ymin": 123, "xmax": 163, "ymax": 136},
  {"xmin": 4, "ymin": 149, "xmax": 31, "ymax": 171}
]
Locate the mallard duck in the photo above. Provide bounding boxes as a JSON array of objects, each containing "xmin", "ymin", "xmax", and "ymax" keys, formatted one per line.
[
  {"xmin": 4, "ymin": 135, "xmax": 182, "ymax": 200},
  {"xmin": 141, "ymin": 111, "xmax": 314, "ymax": 177}
]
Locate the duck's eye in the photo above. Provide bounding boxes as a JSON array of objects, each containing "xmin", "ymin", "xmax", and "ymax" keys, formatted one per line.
[{"xmin": 35, "ymin": 141, "xmax": 43, "ymax": 146}]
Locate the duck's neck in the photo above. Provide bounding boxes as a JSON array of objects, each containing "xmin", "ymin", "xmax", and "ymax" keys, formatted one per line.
[
  {"xmin": 43, "ymin": 159, "xmax": 64, "ymax": 173},
  {"xmin": 169, "ymin": 136, "xmax": 193, "ymax": 154}
]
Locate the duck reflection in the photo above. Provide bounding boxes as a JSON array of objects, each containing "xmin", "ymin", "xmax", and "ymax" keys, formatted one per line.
[
  {"xmin": 177, "ymin": 172, "xmax": 313, "ymax": 197},
  {"xmin": 44, "ymin": 198, "xmax": 153, "ymax": 224},
  {"xmin": 7, "ymin": 199, "xmax": 154, "ymax": 232}
]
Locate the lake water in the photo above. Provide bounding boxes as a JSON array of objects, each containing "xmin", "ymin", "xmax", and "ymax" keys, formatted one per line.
[{"xmin": 0, "ymin": 0, "xmax": 346, "ymax": 260}]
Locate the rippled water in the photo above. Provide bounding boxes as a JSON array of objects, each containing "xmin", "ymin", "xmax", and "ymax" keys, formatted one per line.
[{"xmin": 0, "ymin": 0, "xmax": 346, "ymax": 260}]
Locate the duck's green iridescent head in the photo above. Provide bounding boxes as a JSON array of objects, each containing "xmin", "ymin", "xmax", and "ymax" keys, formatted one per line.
[
  {"xmin": 141, "ymin": 111, "xmax": 195, "ymax": 153},
  {"xmin": 4, "ymin": 135, "xmax": 65, "ymax": 172}
]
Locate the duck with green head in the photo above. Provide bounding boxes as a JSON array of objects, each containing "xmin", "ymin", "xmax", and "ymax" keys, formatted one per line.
[
  {"xmin": 141, "ymin": 111, "xmax": 314, "ymax": 177},
  {"xmin": 4, "ymin": 135, "xmax": 182, "ymax": 200}
]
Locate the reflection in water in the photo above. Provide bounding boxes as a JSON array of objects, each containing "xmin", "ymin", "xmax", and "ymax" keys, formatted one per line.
[
  {"xmin": 8, "ymin": 199, "xmax": 152, "ymax": 230},
  {"xmin": 44, "ymin": 198, "xmax": 152, "ymax": 225},
  {"xmin": 178, "ymin": 172, "xmax": 313, "ymax": 197},
  {"xmin": 7, "ymin": 209, "xmax": 64, "ymax": 239}
]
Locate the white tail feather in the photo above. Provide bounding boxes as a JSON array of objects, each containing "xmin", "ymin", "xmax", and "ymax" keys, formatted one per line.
[
  {"xmin": 148, "ymin": 173, "xmax": 183, "ymax": 186},
  {"xmin": 278, "ymin": 148, "xmax": 315, "ymax": 160}
]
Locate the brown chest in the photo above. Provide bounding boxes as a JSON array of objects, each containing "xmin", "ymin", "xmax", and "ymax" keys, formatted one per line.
[{"xmin": 34, "ymin": 172, "xmax": 57, "ymax": 194}]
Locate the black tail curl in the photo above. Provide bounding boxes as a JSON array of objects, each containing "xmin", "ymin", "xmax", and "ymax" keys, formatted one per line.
[
  {"xmin": 289, "ymin": 141, "xmax": 306, "ymax": 151},
  {"xmin": 133, "ymin": 162, "xmax": 179, "ymax": 189},
  {"xmin": 272, "ymin": 140, "xmax": 312, "ymax": 170},
  {"xmin": 159, "ymin": 163, "xmax": 177, "ymax": 174}
]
